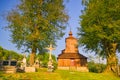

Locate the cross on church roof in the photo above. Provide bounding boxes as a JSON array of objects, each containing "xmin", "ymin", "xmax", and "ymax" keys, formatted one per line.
[
  {"xmin": 69, "ymin": 26, "xmax": 73, "ymax": 36},
  {"xmin": 69, "ymin": 30, "xmax": 73, "ymax": 36}
]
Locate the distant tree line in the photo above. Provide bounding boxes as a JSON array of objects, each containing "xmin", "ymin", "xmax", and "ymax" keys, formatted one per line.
[{"xmin": 0, "ymin": 46, "xmax": 23, "ymax": 61}]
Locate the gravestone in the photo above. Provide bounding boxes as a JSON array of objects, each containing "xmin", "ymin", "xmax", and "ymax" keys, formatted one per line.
[
  {"xmin": 2, "ymin": 60, "xmax": 17, "ymax": 66},
  {"xmin": 19, "ymin": 57, "xmax": 27, "ymax": 72},
  {"xmin": 19, "ymin": 54, "xmax": 36, "ymax": 73},
  {"xmin": 22, "ymin": 57, "xmax": 27, "ymax": 68},
  {"xmin": 10, "ymin": 61, "xmax": 17, "ymax": 66},
  {"xmin": 0, "ymin": 60, "xmax": 17, "ymax": 73},
  {"xmin": 2, "ymin": 61, "xmax": 9, "ymax": 66}
]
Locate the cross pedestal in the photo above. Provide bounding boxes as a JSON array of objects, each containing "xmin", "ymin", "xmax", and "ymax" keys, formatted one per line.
[{"xmin": 46, "ymin": 44, "xmax": 55, "ymax": 72}]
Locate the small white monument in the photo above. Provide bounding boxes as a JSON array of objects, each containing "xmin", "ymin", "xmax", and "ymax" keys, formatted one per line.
[
  {"xmin": 22, "ymin": 56, "xmax": 27, "ymax": 67},
  {"xmin": 21, "ymin": 54, "xmax": 27, "ymax": 68},
  {"xmin": 21, "ymin": 53, "xmax": 36, "ymax": 72},
  {"xmin": 46, "ymin": 44, "xmax": 55, "ymax": 72}
]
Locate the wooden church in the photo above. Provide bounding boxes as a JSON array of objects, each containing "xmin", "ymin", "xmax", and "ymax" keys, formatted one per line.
[{"xmin": 57, "ymin": 31, "xmax": 88, "ymax": 72}]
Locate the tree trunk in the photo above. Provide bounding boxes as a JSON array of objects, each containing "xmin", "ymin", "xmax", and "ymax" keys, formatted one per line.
[
  {"xmin": 104, "ymin": 43, "xmax": 118, "ymax": 73},
  {"xmin": 105, "ymin": 53, "xmax": 117, "ymax": 73},
  {"xmin": 29, "ymin": 48, "xmax": 36, "ymax": 66}
]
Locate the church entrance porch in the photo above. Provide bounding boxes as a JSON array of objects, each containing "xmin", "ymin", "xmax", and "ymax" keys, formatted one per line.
[
  {"xmin": 70, "ymin": 59, "xmax": 75, "ymax": 66},
  {"xmin": 69, "ymin": 59, "xmax": 77, "ymax": 71}
]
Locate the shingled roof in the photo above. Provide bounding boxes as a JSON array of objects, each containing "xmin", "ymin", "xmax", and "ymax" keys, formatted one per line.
[{"xmin": 58, "ymin": 52, "xmax": 87, "ymax": 59}]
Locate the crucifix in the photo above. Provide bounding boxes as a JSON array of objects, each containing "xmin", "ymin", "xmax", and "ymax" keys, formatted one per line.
[
  {"xmin": 46, "ymin": 44, "xmax": 55, "ymax": 60},
  {"xmin": 46, "ymin": 44, "xmax": 55, "ymax": 72}
]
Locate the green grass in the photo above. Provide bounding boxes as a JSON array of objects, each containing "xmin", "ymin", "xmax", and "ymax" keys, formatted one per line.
[{"xmin": 0, "ymin": 68, "xmax": 120, "ymax": 80}]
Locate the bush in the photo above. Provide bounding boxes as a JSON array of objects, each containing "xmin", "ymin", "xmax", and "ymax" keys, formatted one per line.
[
  {"xmin": 88, "ymin": 61, "xmax": 106, "ymax": 73},
  {"xmin": 37, "ymin": 53, "xmax": 57, "ymax": 70}
]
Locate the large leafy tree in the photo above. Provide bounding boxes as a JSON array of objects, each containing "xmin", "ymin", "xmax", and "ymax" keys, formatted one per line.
[
  {"xmin": 6, "ymin": 0, "xmax": 68, "ymax": 66},
  {"xmin": 78, "ymin": 0, "xmax": 120, "ymax": 73}
]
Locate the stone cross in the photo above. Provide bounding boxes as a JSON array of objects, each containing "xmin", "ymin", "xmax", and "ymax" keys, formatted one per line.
[{"xmin": 46, "ymin": 44, "xmax": 55, "ymax": 60}]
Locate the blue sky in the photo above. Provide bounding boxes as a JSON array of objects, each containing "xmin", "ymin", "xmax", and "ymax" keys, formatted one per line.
[
  {"xmin": 0, "ymin": 0, "xmax": 20, "ymax": 52},
  {"xmin": 0, "ymin": 0, "xmax": 90, "ymax": 58}
]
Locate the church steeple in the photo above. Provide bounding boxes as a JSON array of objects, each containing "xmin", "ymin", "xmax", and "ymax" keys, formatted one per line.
[{"xmin": 64, "ymin": 30, "xmax": 78, "ymax": 53}]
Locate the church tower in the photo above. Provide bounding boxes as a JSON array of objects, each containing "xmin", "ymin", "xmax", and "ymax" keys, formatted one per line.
[
  {"xmin": 64, "ymin": 31, "xmax": 78, "ymax": 53},
  {"xmin": 57, "ymin": 31, "xmax": 88, "ymax": 72}
]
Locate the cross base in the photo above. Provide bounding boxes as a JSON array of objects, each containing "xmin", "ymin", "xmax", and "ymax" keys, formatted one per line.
[{"xmin": 47, "ymin": 59, "xmax": 54, "ymax": 72}]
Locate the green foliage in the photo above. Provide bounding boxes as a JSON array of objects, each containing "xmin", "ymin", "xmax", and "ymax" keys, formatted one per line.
[
  {"xmin": 0, "ymin": 46, "xmax": 23, "ymax": 61},
  {"xmin": 79, "ymin": 0, "xmax": 120, "ymax": 54},
  {"xmin": 6, "ymin": 0, "xmax": 68, "ymax": 53},
  {"xmin": 26, "ymin": 52, "xmax": 57, "ymax": 69},
  {"xmin": 36, "ymin": 53, "xmax": 57, "ymax": 69},
  {"xmin": 78, "ymin": 0, "xmax": 120, "ymax": 73},
  {"xmin": 88, "ymin": 61, "xmax": 106, "ymax": 73},
  {"xmin": 6, "ymin": 0, "xmax": 68, "ymax": 65}
]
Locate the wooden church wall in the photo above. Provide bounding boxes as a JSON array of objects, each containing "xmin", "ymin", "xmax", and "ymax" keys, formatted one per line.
[
  {"xmin": 80, "ymin": 58, "xmax": 87, "ymax": 67},
  {"xmin": 58, "ymin": 59, "xmax": 70, "ymax": 67},
  {"xmin": 58, "ymin": 59, "xmax": 84, "ymax": 67}
]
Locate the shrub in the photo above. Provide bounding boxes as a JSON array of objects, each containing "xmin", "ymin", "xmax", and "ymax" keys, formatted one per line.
[{"xmin": 88, "ymin": 61, "xmax": 106, "ymax": 73}]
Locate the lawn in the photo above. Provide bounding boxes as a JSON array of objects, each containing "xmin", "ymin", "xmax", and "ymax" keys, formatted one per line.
[{"xmin": 0, "ymin": 68, "xmax": 120, "ymax": 80}]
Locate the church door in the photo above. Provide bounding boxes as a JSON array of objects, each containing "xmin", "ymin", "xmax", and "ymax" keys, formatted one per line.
[
  {"xmin": 70, "ymin": 59, "xmax": 76, "ymax": 71},
  {"xmin": 70, "ymin": 59, "xmax": 75, "ymax": 66}
]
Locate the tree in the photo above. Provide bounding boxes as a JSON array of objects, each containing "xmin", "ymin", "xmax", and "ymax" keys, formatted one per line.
[
  {"xmin": 6, "ymin": 0, "xmax": 68, "ymax": 66},
  {"xmin": 0, "ymin": 46, "xmax": 23, "ymax": 60},
  {"xmin": 78, "ymin": 0, "xmax": 120, "ymax": 73}
]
